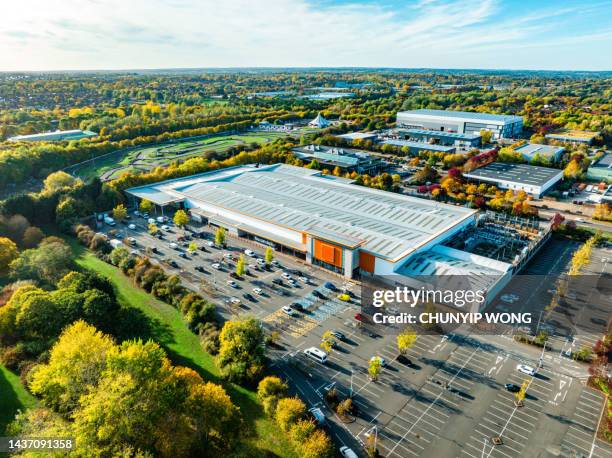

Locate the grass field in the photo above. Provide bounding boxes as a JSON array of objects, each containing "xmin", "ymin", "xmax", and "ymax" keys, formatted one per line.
[
  {"xmin": 0, "ymin": 364, "xmax": 38, "ymax": 435},
  {"xmin": 65, "ymin": 238, "xmax": 297, "ymax": 457},
  {"xmin": 70, "ymin": 131, "xmax": 289, "ymax": 181}
]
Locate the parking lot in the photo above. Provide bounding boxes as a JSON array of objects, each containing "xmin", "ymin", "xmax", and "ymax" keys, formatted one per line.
[{"xmin": 102, "ymin": 213, "xmax": 612, "ymax": 458}]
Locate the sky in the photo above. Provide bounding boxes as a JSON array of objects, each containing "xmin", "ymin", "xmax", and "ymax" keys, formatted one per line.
[{"xmin": 1, "ymin": 0, "xmax": 611, "ymax": 72}]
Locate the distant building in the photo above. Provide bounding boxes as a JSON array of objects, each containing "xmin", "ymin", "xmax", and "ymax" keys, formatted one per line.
[
  {"xmin": 396, "ymin": 109, "xmax": 523, "ymax": 140},
  {"xmin": 545, "ymin": 130, "xmax": 600, "ymax": 145},
  {"xmin": 336, "ymin": 132, "xmax": 379, "ymax": 142},
  {"xmin": 309, "ymin": 113, "xmax": 330, "ymax": 128},
  {"xmin": 514, "ymin": 143, "xmax": 565, "ymax": 163},
  {"xmin": 587, "ymin": 153, "xmax": 612, "ymax": 181},
  {"xmin": 381, "ymin": 139, "xmax": 456, "ymax": 154},
  {"xmin": 8, "ymin": 129, "xmax": 97, "ymax": 142},
  {"xmin": 463, "ymin": 162, "xmax": 563, "ymax": 197},
  {"xmin": 292, "ymin": 144, "xmax": 386, "ymax": 175},
  {"xmin": 395, "ymin": 128, "xmax": 481, "ymax": 148}
]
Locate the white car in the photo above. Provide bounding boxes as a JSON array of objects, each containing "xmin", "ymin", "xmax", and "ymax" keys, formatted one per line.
[
  {"xmin": 223, "ymin": 253, "xmax": 233, "ymax": 259},
  {"xmin": 271, "ymin": 260, "xmax": 281, "ymax": 267},
  {"xmin": 169, "ymin": 242, "xmax": 178, "ymax": 250},
  {"xmin": 298, "ymin": 276, "xmax": 309, "ymax": 283},
  {"xmin": 227, "ymin": 280, "xmax": 238, "ymax": 288},
  {"xmin": 156, "ymin": 216, "xmax": 165, "ymax": 223},
  {"xmin": 516, "ymin": 364, "xmax": 536, "ymax": 376},
  {"xmin": 128, "ymin": 223, "xmax": 136, "ymax": 230},
  {"xmin": 287, "ymin": 278, "xmax": 297, "ymax": 286},
  {"xmin": 253, "ymin": 288, "xmax": 263, "ymax": 295},
  {"xmin": 211, "ymin": 263, "xmax": 221, "ymax": 270},
  {"xmin": 147, "ymin": 218, "xmax": 156, "ymax": 225},
  {"xmin": 230, "ymin": 297, "xmax": 240, "ymax": 305},
  {"xmin": 303, "ymin": 347, "xmax": 328, "ymax": 364},
  {"xmin": 133, "ymin": 210, "xmax": 140, "ymax": 216},
  {"xmin": 161, "ymin": 225, "xmax": 170, "ymax": 231},
  {"xmin": 501, "ymin": 294, "xmax": 519, "ymax": 303},
  {"xmin": 339, "ymin": 446, "xmax": 358, "ymax": 458},
  {"xmin": 370, "ymin": 356, "xmax": 387, "ymax": 367},
  {"xmin": 282, "ymin": 306, "xmax": 296, "ymax": 317},
  {"xmin": 244, "ymin": 249, "xmax": 256, "ymax": 257},
  {"xmin": 256, "ymin": 258, "xmax": 266, "ymax": 265},
  {"xmin": 281, "ymin": 272, "xmax": 292, "ymax": 280},
  {"xmin": 207, "ymin": 241, "xmax": 215, "ymax": 247}
]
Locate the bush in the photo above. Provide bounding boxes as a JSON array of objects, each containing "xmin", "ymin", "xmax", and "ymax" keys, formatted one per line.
[
  {"xmin": 199, "ymin": 322, "xmax": 220, "ymax": 355},
  {"xmin": 275, "ymin": 397, "xmax": 306, "ymax": 432},
  {"xmin": 257, "ymin": 376, "xmax": 288, "ymax": 415}
]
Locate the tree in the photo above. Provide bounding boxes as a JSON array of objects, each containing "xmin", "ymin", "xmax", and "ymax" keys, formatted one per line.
[
  {"xmin": 173, "ymin": 209, "xmax": 190, "ymax": 227},
  {"xmin": 397, "ymin": 328, "xmax": 417, "ymax": 355},
  {"xmin": 215, "ymin": 226, "xmax": 226, "ymax": 247},
  {"xmin": 110, "ymin": 247, "xmax": 130, "ymax": 266},
  {"xmin": 0, "ymin": 237, "xmax": 18, "ymax": 272},
  {"xmin": 264, "ymin": 246, "xmax": 274, "ymax": 264},
  {"xmin": 112, "ymin": 204, "xmax": 127, "ymax": 222},
  {"xmin": 257, "ymin": 376, "xmax": 288, "ymax": 415},
  {"xmin": 336, "ymin": 398, "xmax": 352, "ymax": 417},
  {"xmin": 368, "ymin": 358, "xmax": 382, "ymax": 381},
  {"xmin": 299, "ymin": 429, "xmax": 334, "ymax": 458},
  {"xmin": 43, "ymin": 171, "xmax": 79, "ymax": 193},
  {"xmin": 320, "ymin": 330, "xmax": 335, "ymax": 354},
  {"xmin": 515, "ymin": 380, "xmax": 529, "ymax": 405},
  {"xmin": 139, "ymin": 199, "xmax": 154, "ymax": 213},
  {"xmin": 480, "ymin": 129, "xmax": 493, "ymax": 144},
  {"xmin": 148, "ymin": 223, "xmax": 158, "ymax": 235},
  {"xmin": 217, "ymin": 318, "xmax": 265, "ymax": 384},
  {"xmin": 29, "ymin": 320, "xmax": 115, "ymax": 414},
  {"xmin": 235, "ymin": 254, "xmax": 246, "ymax": 277},
  {"xmin": 275, "ymin": 397, "xmax": 306, "ymax": 432},
  {"xmin": 9, "ymin": 237, "xmax": 73, "ymax": 284},
  {"xmin": 188, "ymin": 242, "xmax": 198, "ymax": 253},
  {"xmin": 21, "ymin": 226, "xmax": 44, "ymax": 248}
]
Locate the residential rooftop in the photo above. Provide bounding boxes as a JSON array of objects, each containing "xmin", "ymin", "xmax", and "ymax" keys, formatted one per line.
[
  {"xmin": 464, "ymin": 162, "xmax": 563, "ymax": 187},
  {"xmin": 126, "ymin": 164, "xmax": 476, "ymax": 261}
]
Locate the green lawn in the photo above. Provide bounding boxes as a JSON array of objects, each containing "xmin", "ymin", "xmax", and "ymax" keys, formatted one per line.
[
  {"xmin": 0, "ymin": 364, "xmax": 38, "ymax": 435},
  {"xmin": 68, "ymin": 239, "xmax": 297, "ymax": 457}
]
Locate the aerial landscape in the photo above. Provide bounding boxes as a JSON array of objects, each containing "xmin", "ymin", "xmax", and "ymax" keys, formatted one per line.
[{"xmin": 0, "ymin": 1, "xmax": 611, "ymax": 457}]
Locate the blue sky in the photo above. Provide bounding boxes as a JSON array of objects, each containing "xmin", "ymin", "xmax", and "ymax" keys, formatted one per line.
[{"xmin": 1, "ymin": 0, "xmax": 611, "ymax": 71}]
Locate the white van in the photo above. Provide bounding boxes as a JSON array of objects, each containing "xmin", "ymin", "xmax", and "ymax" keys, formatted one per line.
[{"xmin": 303, "ymin": 347, "xmax": 328, "ymax": 364}]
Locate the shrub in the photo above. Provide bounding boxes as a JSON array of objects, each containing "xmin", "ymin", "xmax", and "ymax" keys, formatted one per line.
[{"xmin": 275, "ymin": 397, "xmax": 306, "ymax": 432}]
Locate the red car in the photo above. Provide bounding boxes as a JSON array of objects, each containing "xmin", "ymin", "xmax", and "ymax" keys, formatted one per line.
[{"xmin": 354, "ymin": 313, "xmax": 365, "ymax": 322}]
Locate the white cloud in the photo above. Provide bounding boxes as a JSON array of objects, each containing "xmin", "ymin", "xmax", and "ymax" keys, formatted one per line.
[{"xmin": 0, "ymin": 0, "xmax": 609, "ymax": 70}]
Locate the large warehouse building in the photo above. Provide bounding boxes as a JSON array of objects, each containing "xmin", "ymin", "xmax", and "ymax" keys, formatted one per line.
[
  {"xmin": 126, "ymin": 164, "xmax": 510, "ymax": 279},
  {"xmin": 396, "ymin": 109, "xmax": 523, "ymax": 140}
]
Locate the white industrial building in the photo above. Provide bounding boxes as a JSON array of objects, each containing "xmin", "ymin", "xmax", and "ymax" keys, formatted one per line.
[
  {"xmin": 463, "ymin": 162, "xmax": 563, "ymax": 197},
  {"xmin": 396, "ymin": 109, "xmax": 523, "ymax": 140},
  {"xmin": 8, "ymin": 129, "xmax": 97, "ymax": 142},
  {"xmin": 125, "ymin": 164, "xmax": 513, "ymax": 281}
]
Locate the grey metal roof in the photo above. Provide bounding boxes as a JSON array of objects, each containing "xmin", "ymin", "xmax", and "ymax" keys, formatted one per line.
[
  {"xmin": 382, "ymin": 139, "xmax": 455, "ymax": 153},
  {"xmin": 514, "ymin": 143, "xmax": 565, "ymax": 159},
  {"xmin": 464, "ymin": 162, "xmax": 563, "ymax": 187},
  {"xmin": 398, "ymin": 128, "xmax": 481, "ymax": 141},
  {"xmin": 398, "ymin": 109, "xmax": 523, "ymax": 124},
  {"xmin": 591, "ymin": 153, "xmax": 612, "ymax": 169},
  {"xmin": 127, "ymin": 164, "xmax": 475, "ymax": 261}
]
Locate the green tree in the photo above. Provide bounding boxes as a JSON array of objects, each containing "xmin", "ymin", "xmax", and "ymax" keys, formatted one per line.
[
  {"xmin": 43, "ymin": 171, "xmax": 79, "ymax": 193},
  {"xmin": 236, "ymin": 254, "xmax": 246, "ymax": 277},
  {"xmin": 275, "ymin": 397, "xmax": 306, "ymax": 432},
  {"xmin": 217, "ymin": 318, "xmax": 265, "ymax": 384},
  {"xmin": 0, "ymin": 237, "xmax": 18, "ymax": 272},
  {"xmin": 139, "ymin": 199, "xmax": 154, "ymax": 213},
  {"xmin": 112, "ymin": 204, "xmax": 127, "ymax": 222},
  {"xmin": 215, "ymin": 226, "xmax": 226, "ymax": 247},
  {"xmin": 29, "ymin": 320, "xmax": 115, "ymax": 414},
  {"xmin": 257, "ymin": 376, "xmax": 288, "ymax": 415},
  {"xmin": 264, "ymin": 246, "xmax": 274, "ymax": 264},
  {"xmin": 173, "ymin": 209, "xmax": 190, "ymax": 227}
]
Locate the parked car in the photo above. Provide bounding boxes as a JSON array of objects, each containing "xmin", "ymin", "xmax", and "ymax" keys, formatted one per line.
[
  {"xmin": 227, "ymin": 280, "xmax": 238, "ymax": 288},
  {"xmin": 195, "ymin": 266, "xmax": 205, "ymax": 272},
  {"xmin": 271, "ymin": 260, "xmax": 281, "ymax": 267},
  {"xmin": 272, "ymin": 278, "xmax": 284, "ymax": 286},
  {"xmin": 281, "ymin": 272, "xmax": 292, "ymax": 280},
  {"xmin": 147, "ymin": 218, "xmax": 155, "ymax": 225},
  {"xmin": 244, "ymin": 249, "xmax": 256, "ymax": 257},
  {"xmin": 339, "ymin": 446, "xmax": 358, "ymax": 458},
  {"xmin": 207, "ymin": 241, "xmax": 215, "ymax": 247},
  {"xmin": 313, "ymin": 290, "xmax": 326, "ymax": 299},
  {"xmin": 354, "ymin": 313, "xmax": 365, "ymax": 322},
  {"xmin": 178, "ymin": 252, "xmax": 187, "ymax": 258},
  {"xmin": 211, "ymin": 263, "xmax": 221, "ymax": 270},
  {"xmin": 252, "ymin": 287, "xmax": 263, "ymax": 295},
  {"xmin": 128, "ymin": 223, "xmax": 136, "ymax": 230},
  {"xmin": 504, "ymin": 383, "xmax": 521, "ymax": 392},
  {"xmin": 229, "ymin": 297, "xmax": 240, "ymax": 305},
  {"xmin": 330, "ymin": 330, "xmax": 345, "ymax": 341},
  {"xmin": 169, "ymin": 242, "xmax": 178, "ymax": 250},
  {"xmin": 500, "ymin": 294, "xmax": 519, "ymax": 303},
  {"xmin": 324, "ymin": 282, "xmax": 336, "ymax": 290},
  {"xmin": 169, "ymin": 260, "xmax": 179, "ymax": 268},
  {"xmin": 303, "ymin": 347, "xmax": 327, "ymax": 364},
  {"xmin": 516, "ymin": 364, "xmax": 536, "ymax": 376},
  {"xmin": 161, "ymin": 225, "xmax": 170, "ymax": 231},
  {"xmin": 282, "ymin": 306, "xmax": 296, "ymax": 317},
  {"xmin": 229, "ymin": 272, "xmax": 240, "ymax": 279},
  {"xmin": 243, "ymin": 293, "xmax": 255, "ymax": 302}
]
